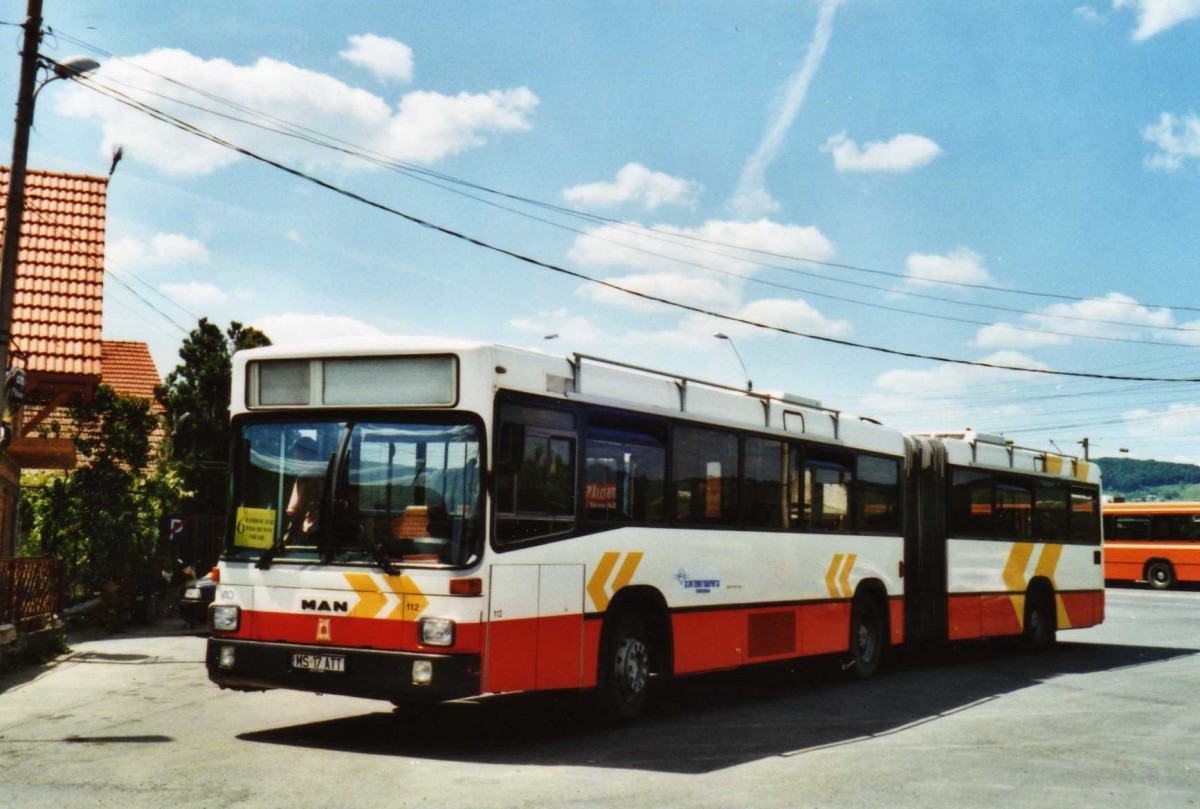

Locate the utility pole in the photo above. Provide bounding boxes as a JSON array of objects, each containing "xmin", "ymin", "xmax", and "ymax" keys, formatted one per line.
[{"xmin": 0, "ymin": 0, "xmax": 45, "ymax": 414}]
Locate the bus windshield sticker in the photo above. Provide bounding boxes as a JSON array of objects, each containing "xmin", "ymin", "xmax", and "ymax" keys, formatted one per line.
[{"xmin": 235, "ymin": 506, "xmax": 277, "ymax": 549}]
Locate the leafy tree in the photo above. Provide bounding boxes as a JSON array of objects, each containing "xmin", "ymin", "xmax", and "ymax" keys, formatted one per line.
[
  {"xmin": 20, "ymin": 385, "xmax": 180, "ymax": 602},
  {"xmin": 157, "ymin": 318, "xmax": 270, "ymax": 515}
]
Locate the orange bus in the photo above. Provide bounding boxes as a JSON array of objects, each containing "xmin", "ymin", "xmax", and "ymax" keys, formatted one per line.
[{"xmin": 1102, "ymin": 501, "xmax": 1200, "ymax": 589}]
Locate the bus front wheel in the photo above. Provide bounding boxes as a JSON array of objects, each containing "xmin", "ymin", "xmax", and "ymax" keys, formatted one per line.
[
  {"xmin": 597, "ymin": 611, "xmax": 650, "ymax": 725},
  {"xmin": 1146, "ymin": 560, "xmax": 1175, "ymax": 590}
]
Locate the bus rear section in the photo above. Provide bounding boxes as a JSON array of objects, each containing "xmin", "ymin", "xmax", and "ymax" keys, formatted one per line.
[{"xmin": 1103, "ymin": 502, "xmax": 1200, "ymax": 589}]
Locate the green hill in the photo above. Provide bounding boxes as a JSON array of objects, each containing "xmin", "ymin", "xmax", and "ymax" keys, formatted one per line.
[{"xmin": 1094, "ymin": 457, "xmax": 1200, "ymax": 501}]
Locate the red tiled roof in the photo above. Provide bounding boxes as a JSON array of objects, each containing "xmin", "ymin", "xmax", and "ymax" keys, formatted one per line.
[
  {"xmin": 101, "ymin": 340, "xmax": 162, "ymax": 408},
  {"xmin": 0, "ymin": 166, "xmax": 107, "ymax": 377}
]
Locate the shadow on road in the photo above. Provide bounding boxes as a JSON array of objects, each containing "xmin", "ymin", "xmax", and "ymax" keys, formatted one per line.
[{"xmin": 237, "ymin": 640, "xmax": 1196, "ymax": 774}]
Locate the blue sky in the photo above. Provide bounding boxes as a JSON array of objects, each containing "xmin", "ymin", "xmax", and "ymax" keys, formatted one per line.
[{"xmin": 4, "ymin": 0, "xmax": 1200, "ymax": 465}]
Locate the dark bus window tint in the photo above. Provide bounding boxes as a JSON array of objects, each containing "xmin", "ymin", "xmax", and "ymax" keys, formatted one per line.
[
  {"xmin": 856, "ymin": 455, "xmax": 901, "ymax": 534},
  {"xmin": 1034, "ymin": 480, "xmax": 1068, "ymax": 543},
  {"xmin": 495, "ymin": 404, "xmax": 576, "ymax": 545},
  {"xmin": 1111, "ymin": 516, "xmax": 1149, "ymax": 540},
  {"xmin": 1069, "ymin": 487, "xmax": 1100, "ymax": 545},
  {"xmin": 744, "ymin": 437, "xmax": 786, "ymax": 529},
  {"xmin": 805, "ymin": 451, "xmax": 852, "ymax": 532},
  {"xmin": 950, "ymin": 469, "xmax": 993, "ymax": 537},
  {"xmin": 1151, "ymin": 515, "xmax": 1199, "ymax": 540},
  {"xmin": 673, "ymin": 425, "xmax": 739, "ymax": 525},
  {"xmin": 585, "ymin": 410, "xmax": 666, "ymax": 523},
  {"xmin": 996, "ymin": 482, "xmax": 1033, "ymax": 540}
]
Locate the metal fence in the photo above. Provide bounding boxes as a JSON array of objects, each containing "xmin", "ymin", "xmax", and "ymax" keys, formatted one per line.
[{"xmin": 0, "ymin": 557, "xmax": 66, "ymax": 632}]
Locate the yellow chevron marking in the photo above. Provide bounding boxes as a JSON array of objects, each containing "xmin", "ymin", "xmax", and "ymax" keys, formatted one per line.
[
  {"xmin": 1003, "ymin": 543, "xmax": 1035, "ymax": 629},
  {"xmin": 587, "ymin": 552, "xmax": 621, "ymax": 612},
  {"xmin": 345, "ymin": 573, "xmax": 388, "ymax": 619},
  {"xmin": 612, "ymin": 552, "xmax": 644, "ymax": 592},
  {"xmin": 838, "ymin": 554, "xmax": 857, "ymax": 598},
  {"xmin": 1044, "ymin": 455, "xmax": 1064, "ymax": 475},
  {"xmin": 825, "ymin": 554, "xmax": 845, "ymax": 598},
  {"xmin": 382, "ymin": 574, "xmax": 428, "ymax": 620},
  {"xmin": 1074, "ymin": 460, "xmax": 1091, "ymax": 481}
]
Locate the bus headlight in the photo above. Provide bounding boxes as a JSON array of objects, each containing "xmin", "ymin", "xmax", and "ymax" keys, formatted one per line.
[
  {"xmin": 419, "ymin": 617, "xmax": 455, "ymax": 647},
  {"xmin": 210, "ymin": 604, "xmax": 241, "ymax": 632}
]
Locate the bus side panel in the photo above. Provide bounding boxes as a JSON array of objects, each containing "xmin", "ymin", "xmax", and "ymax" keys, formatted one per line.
[
  {"xmin": 801, "ymin": 602, "xmax": 851, "ymax": 656},
  {"xmin": 947, "ymin": 595, "xmax": 982, "ymax": 640},
  {"xmin": 672, "ymin": 610, "xmax": 744, "ymax": 674},
  {"xmin": 1103, "ymin": 544, "xmax": 1149, "ymax": 582},
  {"xmin": 980, "ymin": 594, "xmax": 1022, "ymax": 637},
  {"xmin": 1059, "ymin": 590, "xmax": 1103, "ymax": 629}
]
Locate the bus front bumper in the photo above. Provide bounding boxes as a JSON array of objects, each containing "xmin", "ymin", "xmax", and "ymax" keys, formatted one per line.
[{"xmin": 206, "ymin": 638, "xmax": 481, "ymax": 703}]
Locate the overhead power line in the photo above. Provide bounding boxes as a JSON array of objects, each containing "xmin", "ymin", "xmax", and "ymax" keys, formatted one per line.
[{"xmin": 54, "ymin": 61, "xmax": 1200, "ymax": 384}]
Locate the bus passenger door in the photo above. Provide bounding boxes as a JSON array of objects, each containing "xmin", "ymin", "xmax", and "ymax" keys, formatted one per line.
[{"xmin": 485, "ymin": 565, "xmax": 584, "ymax": 693}]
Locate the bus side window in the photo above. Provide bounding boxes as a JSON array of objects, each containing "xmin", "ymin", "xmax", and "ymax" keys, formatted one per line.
[
  {"xmin": 673, "ymin": 425, "xmax": 739, "ymax": 525},
  {"xmin": 495, "ymin": 403, "xmax": 577, "ymax": 545},
  {"xmin": 856, "ymin": 454, "xmax": 901, "ymax": 534},
  {"xmin": 805, "ymin": 450, "xmax": 852, "ymax": 532},
  {"xmin": 584, "ymin": 409, "xmax": 666, "ymax": 523},
  {"xmin": 744, "ymin": 437, "xmax": 786, "ymax": 529},
  {"xmin": 949, "ymin": 469, "xmax": 994, "ymax": 538},
  {"xmin": 995, "ymin": 481, "xmax": 1033, "ymax": 540},
  {"xmin": 1068, "ymin": 487, "xmax": 1100, "ymax": 545},
  {"xmin": 1034, "ymin": 480, "xmax": 1068, "ymax": 543}
]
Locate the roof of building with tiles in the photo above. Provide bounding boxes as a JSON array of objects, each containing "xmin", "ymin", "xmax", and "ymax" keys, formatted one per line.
[
  {"xmin": 101, "ymin": 340, "xmax": 163, "ymax": 409},
  {"xmin": 0, "ymin": 166, "xmax": 107, "ymax": 378}
]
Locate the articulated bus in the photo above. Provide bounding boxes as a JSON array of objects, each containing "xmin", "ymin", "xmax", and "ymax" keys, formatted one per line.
[
  {"xmin": 1103, "ymin": 501, "xmax": 1200, "ymax": 589},
  {"xmin": 206, "ymin": 338, "xmax": 1104, "ymax": 722}
]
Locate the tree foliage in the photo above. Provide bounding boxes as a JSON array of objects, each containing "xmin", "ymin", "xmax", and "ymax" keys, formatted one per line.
[
  {"xmin": 1094, "ymin": 456, "xmax": 1200, "ymax": 496},
  {"xmin": 156, "ymin": 318, "xmax": 270, "ymax": 514},
  {"xmin": 20, "ymin": 385, "xmax": 180, "ymax": 602}
]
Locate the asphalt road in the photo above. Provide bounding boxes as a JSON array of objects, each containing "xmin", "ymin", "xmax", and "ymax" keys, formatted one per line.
[{"xmin": 1, "ymin": 586, "xmax": 1198, "ymax": 808}]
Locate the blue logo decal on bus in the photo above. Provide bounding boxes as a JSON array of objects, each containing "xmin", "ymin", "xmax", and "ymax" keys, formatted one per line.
[{"xmin": 675, "ymin": 568, "xmax": 721, "ymax": 594}]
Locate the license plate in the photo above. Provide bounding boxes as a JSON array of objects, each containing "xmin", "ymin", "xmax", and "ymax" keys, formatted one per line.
[{"xmin": 291, "ymin": 653, "xmax": 345, "ymax": 673}]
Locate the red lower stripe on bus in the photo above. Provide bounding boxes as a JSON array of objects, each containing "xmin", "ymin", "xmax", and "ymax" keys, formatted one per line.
[
  {"xmin": 231, "ymin": 610, "xmax": 484, "ymax": 653},
  {"xmin": 948, "ymin": 590, "xmax": 1104, "ymax": 640}
]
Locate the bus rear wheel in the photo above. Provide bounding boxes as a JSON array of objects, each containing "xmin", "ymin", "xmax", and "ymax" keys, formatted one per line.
[
  {"xmin": 597, "ymin": 611, "xmax": 650, "ymax": 725},
  {"xmin": 1146, "ymin": 560, "xmax": 1175, "ymax": 590},
  {"xmin": 847, "ymin": 594, "xmax": 885, "ymax": 680},
  {"xmin": 1022, "ymin": 590, "xmax": 1057, "ymax": 652}
]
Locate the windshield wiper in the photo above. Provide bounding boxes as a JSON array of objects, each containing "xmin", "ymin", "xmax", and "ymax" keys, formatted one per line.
[{"xmin": 352, "ymin": 522, "xmax": 399, "ymax": 576}]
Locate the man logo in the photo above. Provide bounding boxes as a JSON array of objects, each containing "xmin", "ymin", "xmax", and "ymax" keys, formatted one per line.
[{"xmin": 316, "ymin": 618, "xmax": 332, "ymax": 642}]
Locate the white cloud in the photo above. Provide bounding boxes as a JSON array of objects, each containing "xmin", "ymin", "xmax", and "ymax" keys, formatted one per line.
[
  {"xmin": 974, "ymin": 292, "xmax": 1176, "ymax": 348},
  {"xmin": 159, "ymin": 281, "xmax": 226, "ymax": 307},
  {"xmin": 1074, "ymin": 5, "xmax": 1106, "ymax": 24},
  {"xmin": 109, "ymin": 233, "xmax": 210, "ymax": 272},
  {"xmin": 339, "ymin": 34, "xmax": 414, "ymax": 83},
  {"xmin": 873, "ymin": 350, "xmax": 1050, "ymax": 393},
  {"xmin": 822, "ymin": 132, "xmax": 943, "ymax": 173},
  {"xmin": 569, "ymin": 218, "xmax": 835, "ymax": 278},
  {"xmin": 563, "ymin": 163, "xmax": 701, "ymax": 210},
  {"xmin": 57, "ymin": 48, "xmax": 538, "ymax": 177},
  {"xmin": 729, "ymin": 0, "xmax": 846, "ymax": 217},
  {"xmin": 975, "ymin": 322, "xmax": 1071, "ymax": 349},
  {"xmin": 904, "ymin": 248, "xmax": 994, "ymax": 287},
  {"xmin": 578, "ymin": 272, "xmax": 735, "ymax": 313},
  {"xmin": 1114, "ymin": 0, "xmax": 1200, "ymax": 40},
  {"xmin": 250, "ymin": 313, "xmax": 384, "ymax": 345},
  {"xmin": 1142, "ymin": 112, "xmax": 1200, "ymax": 171},
  {"xmin": 736, "ymin": 297, "xmax": 851, "ymax": 337},
  {"xmin": 1123, "ymin": 403, "xmax": 1200, "ymax": 437}
]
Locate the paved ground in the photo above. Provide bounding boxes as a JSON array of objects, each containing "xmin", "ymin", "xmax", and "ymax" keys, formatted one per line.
[{"xmin": 1, "ymin": 586, "xmax": 1197, "ymax": 808}]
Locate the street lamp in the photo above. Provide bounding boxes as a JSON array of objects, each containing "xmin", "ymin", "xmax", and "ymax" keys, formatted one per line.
[
  {"xmin": 536, "ymin": 333, "xmax": 559, "ymax": 351},
  {"xmin": 714, "ymin": 332, "xmax": 752, "ymax": 392},
  {"xmin": 0, "ymin": 0, "xmax": 101, "ymax": 415}
]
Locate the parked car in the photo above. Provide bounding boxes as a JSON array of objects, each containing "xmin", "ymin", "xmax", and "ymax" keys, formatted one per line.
[{"xmin": 179, "ymin": 574, "xmax": 216, "ymax": 628}]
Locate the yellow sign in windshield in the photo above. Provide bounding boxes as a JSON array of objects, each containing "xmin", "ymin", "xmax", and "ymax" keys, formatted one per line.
[{"xmin": 234, "ymin": 506, "xmax": 277, "ymax": 549}]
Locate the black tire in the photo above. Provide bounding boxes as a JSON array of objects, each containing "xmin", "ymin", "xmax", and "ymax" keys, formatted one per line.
[
  {"xmin": 1022, "ymin": 589, "xmax": 1057, "ymax": 652},
  {"xmin": 847, "ymin": 594, "xmax": 885, "ymax": 680},
  {"xmin": 1146, "ymin": 560, "xmax": 1175, "ymax": 591},
  {"xmin": 597, "ymin": 611, "xmax": 651, "ymax": 725}
]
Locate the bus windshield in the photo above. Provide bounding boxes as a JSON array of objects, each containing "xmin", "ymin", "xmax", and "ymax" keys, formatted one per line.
[{"xmin": 227, "ymin": 417, "xmax": 483, "ymax": 567}]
